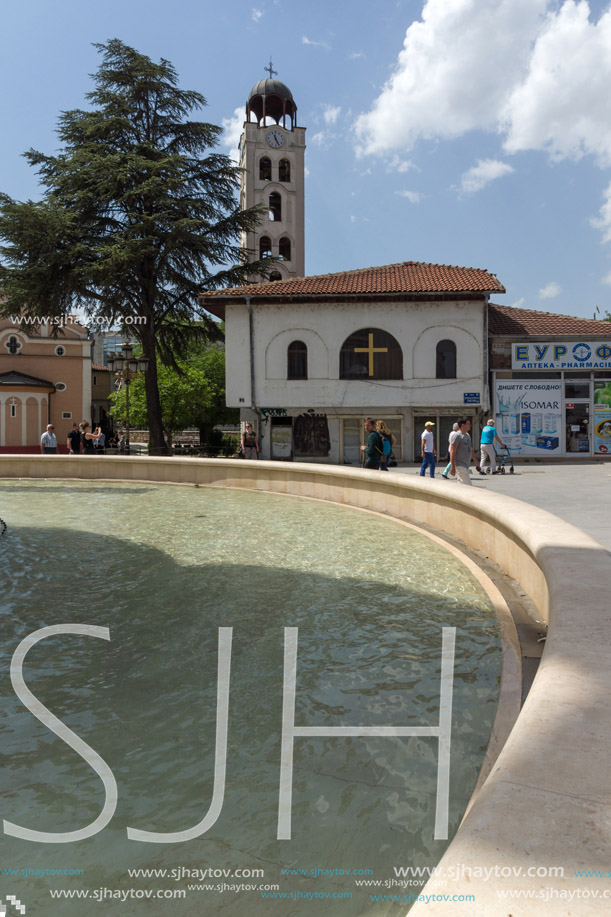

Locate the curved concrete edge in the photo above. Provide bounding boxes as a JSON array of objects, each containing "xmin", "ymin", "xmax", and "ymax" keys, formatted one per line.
[{"xmin": 2, "ymin": 456, "xmax": 609, "ymax": 914}]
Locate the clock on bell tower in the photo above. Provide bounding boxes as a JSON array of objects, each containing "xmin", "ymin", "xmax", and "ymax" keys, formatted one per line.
[{"xmin": 239, "ymin": 62, "xmax": 306, "ymax": 280}]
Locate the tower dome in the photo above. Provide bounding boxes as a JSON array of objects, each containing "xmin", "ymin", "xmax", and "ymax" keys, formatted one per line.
[{"xmin": 246, "ymin": 72, "xmax": 297, "ymax": 129}]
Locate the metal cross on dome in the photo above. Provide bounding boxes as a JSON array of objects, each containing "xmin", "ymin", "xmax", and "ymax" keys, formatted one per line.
[{"xmin": 265, "ymin": 58, "xmax": 278, "ymax": 79}]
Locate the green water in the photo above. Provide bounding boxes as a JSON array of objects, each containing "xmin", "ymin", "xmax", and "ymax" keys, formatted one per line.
[{"xmin": 0, "ymin": 480, "xmax": 501, "ymax": 915}]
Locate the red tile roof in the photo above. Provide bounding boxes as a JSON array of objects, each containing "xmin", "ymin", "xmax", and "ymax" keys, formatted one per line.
[
  {"xmin": 92, "ymin": 363, "xmax": 110, "ymax": 371},
  {"xmin": 489, "ymin": 304, "xmax": 611, "ymax": 336},
  {"xmin": 201, "ymin": 261, "xmax": 505, "ymax": 300}
]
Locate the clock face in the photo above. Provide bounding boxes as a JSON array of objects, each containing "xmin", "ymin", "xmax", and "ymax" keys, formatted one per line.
[{"xmin": 266, "ymin": 129, "xmax": 285, "ymax": 148}]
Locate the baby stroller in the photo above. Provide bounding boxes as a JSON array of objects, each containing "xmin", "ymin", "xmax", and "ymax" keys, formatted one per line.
[{"xmin": 494, "ymin": 444, "xmax": 514, "ymax": 474}]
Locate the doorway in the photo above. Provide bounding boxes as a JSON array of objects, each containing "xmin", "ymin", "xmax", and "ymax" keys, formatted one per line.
[{"xmin": 565, "ymin": 402, "xmax": 590, "ymax": 453}]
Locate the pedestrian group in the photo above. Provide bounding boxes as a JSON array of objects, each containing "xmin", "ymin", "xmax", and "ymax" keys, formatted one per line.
[{"xmin": 361, "ymin": 416, "xmax": 506, "ymax": 486}]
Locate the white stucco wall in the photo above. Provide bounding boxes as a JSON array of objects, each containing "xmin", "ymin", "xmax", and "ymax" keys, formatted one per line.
[{"xmin": 225, "ymin": 298, "xmax": 486, "ymax": 410}]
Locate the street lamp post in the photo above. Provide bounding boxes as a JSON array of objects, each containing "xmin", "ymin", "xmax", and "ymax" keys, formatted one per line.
[{"xmin": 107, "ymin": 343, "xmax": 149, "ymax": 455}]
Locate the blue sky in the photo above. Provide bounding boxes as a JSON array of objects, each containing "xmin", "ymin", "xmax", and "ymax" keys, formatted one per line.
[{"xmin": 2, "ymin": 0, "xmax": 611, "ymax": 319}]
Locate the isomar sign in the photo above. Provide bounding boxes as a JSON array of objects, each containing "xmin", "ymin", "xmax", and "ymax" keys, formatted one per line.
[{"xmin": 4, "ymin": 624, "xmax": 456, "ymax": 844}]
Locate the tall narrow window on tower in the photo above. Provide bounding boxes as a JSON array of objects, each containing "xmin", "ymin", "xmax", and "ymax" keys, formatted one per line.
[
  {"xmin": 278, "ymin": 159, "xmax": 291, "ymax": 182},
  {"xmin": 269, "ymin": 192, "xmax": 281, "ymax": 222},
  {"xmin": 278, "ymin": 237, "xmax": 291, "ymax": 261},
  {"xmin": 260, "ymin": 236, "xmax": 272, "ymax": 259},
  {"xmin": 259, "ymin": 157, "xmax": 272, "ymax": 180}
]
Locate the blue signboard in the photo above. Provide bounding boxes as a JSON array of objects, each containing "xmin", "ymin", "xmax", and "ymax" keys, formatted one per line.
[{"xmin": 464, "ymin": 393, "xmax": 480, "ymax": 404}]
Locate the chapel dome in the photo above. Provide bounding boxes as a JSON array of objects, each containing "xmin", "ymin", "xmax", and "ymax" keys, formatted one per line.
[{"xmin": 248, "ymin": 78, "xmax": 294, "ymax": 103}]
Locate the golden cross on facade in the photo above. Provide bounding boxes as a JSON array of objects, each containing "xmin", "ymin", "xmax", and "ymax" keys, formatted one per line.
[{"xmin": 355, "ymin": 333, "xmax": 388, "ymax": 376}]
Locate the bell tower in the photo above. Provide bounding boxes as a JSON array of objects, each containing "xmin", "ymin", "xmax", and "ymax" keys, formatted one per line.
[{"xmin": 239, "ymin": 63, "xmax": 306, "ymax": 279}]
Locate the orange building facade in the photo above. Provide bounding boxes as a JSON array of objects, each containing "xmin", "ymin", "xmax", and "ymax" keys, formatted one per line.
[{"xmin": 0, "ymin": 317, "xmax": 92, "ymax": 452}]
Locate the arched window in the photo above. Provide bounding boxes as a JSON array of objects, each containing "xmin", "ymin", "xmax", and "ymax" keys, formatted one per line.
[
  {"xmin": 340, "ymin": 328, "xmax": 402, "ymax": 379},
  {"xmin": 269, "ymin": 192, "xmax": 281, "ymax": 221},
  {"xmin": 278, "ymin": 158, "xmax": 291, "ymax": 182},
  {"xmin": 269, "ymin": 271, "xmax": 282, "ymax": 282},
  {"xmin": 436, "ymin": 339, "xmax": 457, "ymax": 378},
  {"xmin": 288, "ymin": 340, "xmax": 307, "ymax": 379},
  {"xmin": 278, "ymin": 237, "xmax": 291, "ymax": 261},
  {"xmin": 259, "ymin": 235, "xmax": 272, "ymax": 259},
  {"xmin": 259, "ymin": 156, "xmax": 271, "ymax": 180}
]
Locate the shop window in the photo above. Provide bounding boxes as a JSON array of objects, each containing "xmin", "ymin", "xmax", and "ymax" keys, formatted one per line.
[
  {"xmin": 269, "ymin": 192, "xmax": 281, "ymax": 221},
  {"xmin": 278, "ymin": 237, "xmax": 291, "ymax": 261},
  {"xmin": 259, "ymin": 235, "xmax": 272, "ymax": 259},
  {"xmin": 259, "ymin": 156, "xmax": 271, "ymax": 180},
  {"xmin": 340, "ymin": 328, "xmax": 402, "ymax": 379},
  {"xmin": 565, "ymin": 381, "xmax": 590, "ymax": 399},
  {"xmin": 288, "ymin": 340, "xmax": 307, "ymax": 379},
  {"xmin": 278, "ymin": 158, "xmax": 291, "ymax": 182},
  {"xmin": 436, "ymin": 339, "xmax": 456, "ymax": 378}
]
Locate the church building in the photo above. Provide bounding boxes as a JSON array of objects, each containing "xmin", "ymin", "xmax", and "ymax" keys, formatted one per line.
[
  {"xmin": 201, "ymin": 261, "xmax": 504, "ymax": 462},
  {"xmin": 0, "ymin": 316, "xmax": 92, "ymax": 452},
  {"xmin": 201, "ymin": 71, "xmax": 504, "ymax": 462}
]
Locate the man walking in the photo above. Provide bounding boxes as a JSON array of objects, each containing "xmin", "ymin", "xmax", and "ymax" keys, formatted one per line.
[
  {"xmin": 420, "ymin": 421, "xmax": 437, "ymax": 477},
  {"xmin": 360, "ymin": 417, "xmax": 383, "ymax": 469},
  {"xmin": 441, "ymin": 423, "xmax": 460, "ymax": 479},
  {"xmin": 479, "ymin": 419, "xmax": 506, "ymax": 474},
  {"xmin": 450, "ymin": 417, "xmax": 481, "ymax": 485}
]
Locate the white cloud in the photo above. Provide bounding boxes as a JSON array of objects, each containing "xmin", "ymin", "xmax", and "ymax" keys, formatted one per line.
[
  {"xmin": 302, "ymin": 35, "xmax": 331, "ymax": 50},
  {"xmin": 323, "ymin": 105, "xmax": 341, "ymax": 125},
  {"xmin": 502, "ymin": 3, "xmax": 611, "ymax": 166},
  {"xmin": 539, "ymin": 281, "xmax": 561, "ymax": 299},
  {"xmin": 460, "ymin": 158, "xmax": 514, "ymax": 194},
  {"xmin": 355, "ymin": 0, "xmax": 548, "ymax": 156},
  {"xmin": 396, "ymin": 190, "xmax": 422, "ymax": 203},
  {"xmin": 601, "ymin": 271, "xmax": 611, "ymax": 286},
  {"xmin": 311, "ymin": 131, "xmax": 327, "ymax": 147},
  {"xmin": 354, "ymin": 1, "xmax": 611, "ymax": 165},
  {"xmin": 251, "ymin": 8, "xmax": 263, "ymax": 22},
  {"xmin": 222, "ymin": 107, "xmax": 244, "ymax": 164},
  {"xmin": 591, "ymin": 181, "xmax": 611, "ymax": 244},
  {"xmin": 354, "ymin": 1, "xmax": 611, "ymax": 244},
  {"xmin": 349, "ymin": 51, "xmax": 365, "ymax": 60},
  {"xmin": 509, "ymin": 297, "xmax": 526, "ymax": 308},
  {"xmin": 386, "ymin": 155, "xmax": 416, "ymax": 174}
]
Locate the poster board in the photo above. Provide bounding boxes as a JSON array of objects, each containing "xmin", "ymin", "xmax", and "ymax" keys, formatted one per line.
[{"xmin": 494, "ymin": 380, "xmax": 563, "ymax": 457}]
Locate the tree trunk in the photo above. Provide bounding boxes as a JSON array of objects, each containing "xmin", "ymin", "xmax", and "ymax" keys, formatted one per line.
[{"xmin": 141, "ymin": 323, "xmax": 170, "ymax": 455}]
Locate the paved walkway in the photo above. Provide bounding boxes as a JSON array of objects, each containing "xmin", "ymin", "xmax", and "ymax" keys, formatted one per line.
[{"xmin": 393, "ymin": 460, "xmax": 611, "ymax": 551}]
